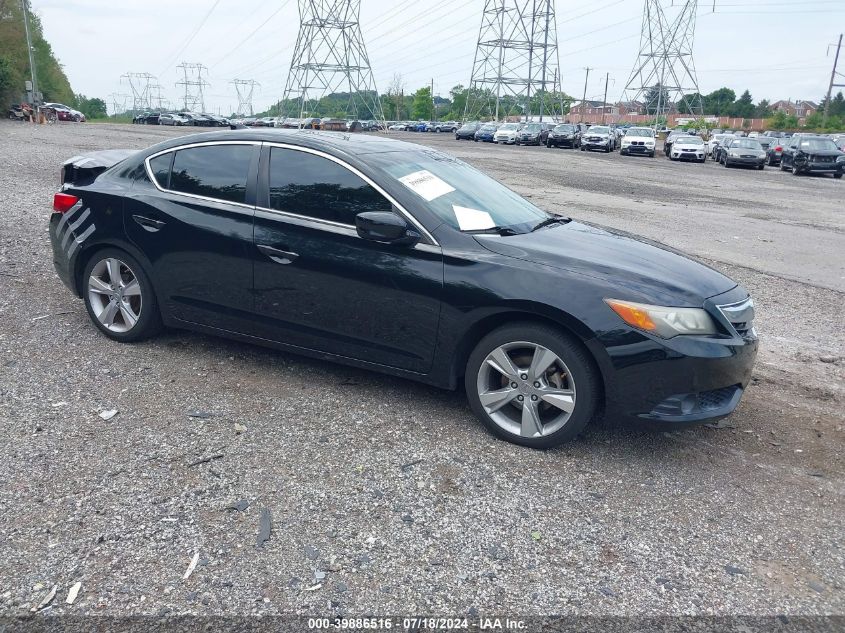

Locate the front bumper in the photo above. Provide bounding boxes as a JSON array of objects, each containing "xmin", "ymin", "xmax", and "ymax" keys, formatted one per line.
[
  {"xmin": 583, "ymin": 139, "xmax": 610, "ymax": 149},
  {"xmin": 797, "ymin": 160, "xmax": 843, "ymax": 173},
  {"xmin": 672, "ymin": 150, "xmax": 705, "ymax": 161},
  {"xmin": 726, "ymin": 155, "xmax": 765, "ymax": 166},
  {"xmin": 621, "ymin": 144, "xmax": 654, "ymax": 154},
  {"xmin": 590, "ymin": 287, "xmax": 758, "ymax": 427},
  {"xmin": 518, "ymin": 135, "xmax": 541, "ymax": 145},
  {"xmin": 494, "ymin": 135, "xmax": 517, "ymax": 144},
  {"xmin": 549, "ymin": 136, "xmax": 576, "ymax": 146}
]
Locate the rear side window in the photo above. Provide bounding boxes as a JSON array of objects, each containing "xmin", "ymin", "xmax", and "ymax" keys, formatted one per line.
[
  {"xmin": 268, "ymin": 147, "xmax": 392, "ymax": 224},
  {"xmin": 169, "ymin": 144, "xmax": 253, "ymax": 204},
  {"xmin": 148, "ymin": 153, "xmax": 172, "ymax": 188}
]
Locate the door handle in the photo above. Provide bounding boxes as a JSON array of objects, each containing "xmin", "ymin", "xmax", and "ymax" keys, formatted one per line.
[
  {"xmin": 257, "ymin": 244, "xmax": 299, "ymax": 265},
  {"xmin": 132, "ymin": 214, "xmax": 166, "ymax": 232}
]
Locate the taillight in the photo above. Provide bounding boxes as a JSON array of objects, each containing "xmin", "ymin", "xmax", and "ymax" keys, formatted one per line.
[
  {"xmin": 775, "ymin": 146, "xmax": 782, "ymax": 152},
  {"xmin": 53, "ymin": 193, "xmax": 79, "ymax": 213}
]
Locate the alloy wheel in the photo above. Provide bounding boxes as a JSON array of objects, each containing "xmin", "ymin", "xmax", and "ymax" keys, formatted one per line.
[
  {"xmin": 87, "ymin": 257, "xmax": 142, "ymax": 333},
  {"xmin": 476, "ymin": 341, "xmax": 576, "ymax": 439}
]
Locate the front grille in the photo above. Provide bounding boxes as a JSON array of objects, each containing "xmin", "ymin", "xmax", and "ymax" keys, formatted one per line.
[
  {"xmin": 740, "ymin": 154, "xmax": 757, "ymax": 158},
  {"xmin": 718, "ymin": 297, "xmax": 756, "ymax": 339},
  {"xmin": 649, "ymin": 385, "xmax": 741, "ymax": 417},
  {"xmin": 698, "ymin": 386, "xmax": 739, "ymax": 411}
]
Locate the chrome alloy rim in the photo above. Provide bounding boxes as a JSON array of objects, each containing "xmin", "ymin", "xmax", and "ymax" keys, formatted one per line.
[
  {"xmin": 476, "ymin": 341, "xmax": 576, "ymax": 438},
  {"xmin": 87, "ymin": 258, "xmax": 142, "ymax": 333}
]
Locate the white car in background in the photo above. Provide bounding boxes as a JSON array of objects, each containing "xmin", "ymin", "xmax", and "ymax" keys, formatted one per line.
[
  {"xmin": 619, "ymin": 127, "xmax": 656, "ymax": 157},
  {"xmin": 670, "ymin": 135, "xmax": 707, "ymax": 162},
  {"xmin": 494, "ymin": 122, "xmax": 522, "ymax": 144}
]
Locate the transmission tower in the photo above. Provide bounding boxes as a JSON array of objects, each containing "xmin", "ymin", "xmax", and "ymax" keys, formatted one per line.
[
  {"xmin": 280, "ymin": 0, "xmax": 385, "ymax": 124},
  {"xmin": 121, "ymin": 73, "xmax": 156, "ymax": 112},
  {"xmin": 231, "ymin": 79, "xmax": 260, "ymax": 116},
  {"xmin": 108, "ymin": 93, "xmax": 131, "ymax": 116},
  {"xmin": 175, "ymin": 62, "xmax": 210, "ymax": 112},
  {"xmin": 148, "ymin": 84, "xmax": 166, "ymax": 111},
  {"xmin": 621, "ymin": 0, "xmax": 703, "ymax": 122},
  {"xmin": 464, "ymin": 0, "xmax": 564, "ymax": 122}
]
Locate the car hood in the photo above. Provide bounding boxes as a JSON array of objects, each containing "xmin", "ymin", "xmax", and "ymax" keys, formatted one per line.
[{"xmin": 474, "ymin": 221, "xmax": 736, "ymax": 306}]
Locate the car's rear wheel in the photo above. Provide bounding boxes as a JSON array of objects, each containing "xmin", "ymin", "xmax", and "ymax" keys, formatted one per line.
[
  {"xmin": 834, "ymin": 173, "xmax": 843, "ymax": 179},
  {"xmin": 465, "ymin": 324, "xmax": 598, "ymax": 448},
  {"xmin": 792, "ymin": 165, "xmax": 801, "ymax": 175},
  {"xmin": 83, "ymin": 249, "xmax": 162, "ymax": 342}
]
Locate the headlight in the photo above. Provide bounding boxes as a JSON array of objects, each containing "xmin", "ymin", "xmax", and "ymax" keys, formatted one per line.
[
  {"xmin": 729, "ymin": 150, "xmax": 740, "ymax": 157},
  {"xmin": 605, "ymin": 299, "xmax": 717, "ymax": 338}
]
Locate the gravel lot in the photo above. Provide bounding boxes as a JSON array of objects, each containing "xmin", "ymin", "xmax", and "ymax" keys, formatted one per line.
[{"xmin": 0, "ymin": 122, "xmax": 843, "ymax": 619}]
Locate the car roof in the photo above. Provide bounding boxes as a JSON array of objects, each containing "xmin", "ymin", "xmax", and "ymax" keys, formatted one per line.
[{"xmin": 142, "ymin": 129, "xmax": 431, "ymax": 157}]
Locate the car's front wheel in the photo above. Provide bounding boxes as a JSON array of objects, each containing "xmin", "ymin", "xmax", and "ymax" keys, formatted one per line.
[
  {"xmin": 465, "ymin": 323, "xmax": 598, "ymax": 448},
  {"xmin": 82, "ymin": 249, "xmax": 162, "ymax": 342}
]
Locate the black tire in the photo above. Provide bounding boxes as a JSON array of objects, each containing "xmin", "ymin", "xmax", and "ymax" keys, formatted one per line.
[
  {"xmin": 82, "ymin": 248, "xmax": 162, "ymax": 343},
  {"xmin": 834, "ymin": 173, "xmax": 843, "ymax": 179},
  {"xmin": 580, "ymin": 145, "xmax": 585, "ymax": 151},
  {"xmin": 465, "ymin": 323, "xmax": 599, "ymax": 449},
  {"xmin": 792, "ymin": 165, "xmax": 801, "ymax": 175}
]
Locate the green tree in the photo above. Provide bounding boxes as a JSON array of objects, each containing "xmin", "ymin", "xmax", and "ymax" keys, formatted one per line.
[
  {"xmin": 74, "ymin": 94, "xmax": 107, "ymax": 119},
  {"xmin": 732, "ymin": 90, "xmax": 754, "ymax": 118},
  {"xmin": 754, "ymin": 99, "xmax": 772, "ymax": 118},
  {"xmin": 767, "ymin": 110, "xmax": 799, "ymax": 131},
  {"xmin": 703, "ymin": 88, "xmax": 736, "ymax": 116},
  {"xmin": 412, "ymin": 85, "xmax": 433, "ymax": 120},
  {"xmin": 448, "ymin": 84, "xmax": 467, "ymax": 120}
]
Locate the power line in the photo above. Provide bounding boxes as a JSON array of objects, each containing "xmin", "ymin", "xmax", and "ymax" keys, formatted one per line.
[
  {"xmin": 175, "ymin": 63, "xmax": 210, "ymax": 112},
  {"xmin": 157, "ymin": 0, "xmax": 222, "ymax": 77}
]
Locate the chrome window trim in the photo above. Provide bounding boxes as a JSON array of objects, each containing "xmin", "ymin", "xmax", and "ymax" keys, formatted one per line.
[
  {"xmin": 143, "ymin": 141, "xmax": 261, "ymax": 210},
  {"xmin": 261, "ymin": 142, "xmax": 439, "ymax": 246}
]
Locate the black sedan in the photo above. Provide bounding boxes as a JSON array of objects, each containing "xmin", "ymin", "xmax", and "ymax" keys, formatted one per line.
[
  {"xmin": 455, "ymin": 122, "xmax": 480, "ymax": 140},
  {"xmin": 780, "ymin": 134, "xmax": 844, "ymax": 178},
  {"xmin": 516, "ymin": 122, "xmax": 552, "ymax": 146},
  {"xmin": 546, "ymin": 123, "xmax": 581, "ymax": 148},
  {"xmin": 49, "ymin": 130, "xmax": 758, "ymax": 449}
]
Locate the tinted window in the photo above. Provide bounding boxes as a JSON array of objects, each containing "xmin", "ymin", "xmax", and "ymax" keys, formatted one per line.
[
  {"xmin": 170, "ymin": 144, "xmax": 253, "ymax": 204},
  {"xmin": 269, "ymin": 148, "xmax": 392, "ymax": 224},
  {"xmin": 149, "ymin": 153, "xmax": 172, "ymax": 188}
]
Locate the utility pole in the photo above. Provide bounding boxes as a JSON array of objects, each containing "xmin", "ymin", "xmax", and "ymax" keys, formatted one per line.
[
  {"xmin": 431, "ymin": 78, "xmax": 435, "ymax": 124},
  {"xmin": 601, "ymin": 72, "xmax": 610, "ymax": 124},
  {"xmin": 580, "ymin": 67, "xmax": 591, "ymax": 122},
  {"xmin": 824, "ymin": 33, "xmax": 843, "ymax": 127},
  {"xmin": 20, "ymin": 0, "xmax": 39, "ymax": 109}
]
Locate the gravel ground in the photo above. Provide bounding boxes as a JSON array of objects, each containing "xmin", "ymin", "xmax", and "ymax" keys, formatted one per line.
[{"xmin": 0, "ymin": 122, "xmax": 843, "ymax": 619}]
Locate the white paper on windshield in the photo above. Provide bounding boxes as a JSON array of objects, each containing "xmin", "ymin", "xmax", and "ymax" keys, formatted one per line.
[
  {"xmin": 453, "ymin": 205, "xmax": 496, "ymax": 231},
  {"xmin": 398, "ymin": 170, "xmax": 455, "ymax": 201}
]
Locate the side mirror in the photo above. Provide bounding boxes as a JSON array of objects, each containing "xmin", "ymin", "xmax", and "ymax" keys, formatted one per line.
[{"xmin": 355, "ymin": 211, "xmax": 420, "ymax": 246}]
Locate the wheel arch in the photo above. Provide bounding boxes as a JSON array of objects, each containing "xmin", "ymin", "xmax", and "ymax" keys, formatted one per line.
[
  {"xmin": 72, "ymin": 238, "xmax": 156, "ymax": 299},
  {"xmin": 446, "ymin": 306, "xmax": 607, "ymax": 408}
]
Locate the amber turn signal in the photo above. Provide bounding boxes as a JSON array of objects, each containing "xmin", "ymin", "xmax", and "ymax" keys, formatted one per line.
[{"xmin": 605, "ymin": 299, "xmax": 658, "ymax": 331}]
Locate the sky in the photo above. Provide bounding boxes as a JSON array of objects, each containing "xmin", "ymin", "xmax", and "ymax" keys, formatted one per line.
[{"xmin": 33, "ymin": 0, "xmax": 845, "ymax": 115}]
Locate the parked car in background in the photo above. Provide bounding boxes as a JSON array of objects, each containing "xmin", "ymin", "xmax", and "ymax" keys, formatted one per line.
[
  {"xmin": 134, "ymin": 112, "xmax": 160, "ymax": 125},
  {"xmin": 456, "ymin": 122, "xmax": 481, "ymax": 140},
  {"xmin": 158, "ymin": 113, "xmax": 189, "ymax": 126},
  {"xmin": 712, "ymin": 134, "xmax": 736, "ymax": 163},
  {"xmin": 50, "ymin": 130, "xmax": 758, "ymax": 449},
  {"xmin": 780, "ymin": 134, "xmax": 844, "ymax": 178},
  {"xmin": 707, "ymin": 133, "xmax": 728, "ymax": 157},
  {"xmin": 720, "ymin": 137, "xmax": 766, "ymax": 169},
  {"xmin": 388, "ymin": 121, "xmax": 408, "ymax": 131},
  {"xmin": 619, "ymin": 127, "xmax": 656, "ymax": 157},
  {"xmin": 765, "ymin": 139, "xmax": 785, "ymax": 166},
  {"xmin": 546, "ymin": 123, "xmax": 581, "ymax": 148},
  {"xmin": 494, "ymin": 122, "xmax": 522, "ymax": 144},
  {"xmin": 44, "ymin": 103, "xmax": 76, "ymax": 122},
  {"xmin": 663, "ymin": 130, "xmax": 687, "ymax": 157},
  {"xmin": 517, "ymin": 122, "xmax": 552, "ymax": 146},
  {"xmin": 669, "ymin": 135, "xmax": 707, "ymax": 162},
  {"xmin": 301, "ymin": 117, "xmax": 322, "ymax": 129},
  {"xmin": 580, "ymin": 125, "xmax": 616, "ymax": 152},
  {"xmin": 434, "ymin": 121, "xmax": 458, "ymax": 133},
  {"xmin": 475, "ymin": 123, "xmax": 499, "ymax": 142}
]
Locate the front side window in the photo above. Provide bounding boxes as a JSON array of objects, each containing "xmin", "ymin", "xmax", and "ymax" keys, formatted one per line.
[
  {"xmin": 169, "ymin": 144, "xmax": 253, "ymax": 204},
  {"xmin": 268, "ymin": 147, "xmax": 393, "ymax": 225}
]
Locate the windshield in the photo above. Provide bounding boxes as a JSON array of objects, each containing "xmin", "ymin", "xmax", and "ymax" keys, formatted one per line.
[
  {"xmin": 799, "ymin": 138, "xmax": 838, "ymax": 151},
  {"xmin": 480, "ymin": 124, "xmax": 497, "ymax": 131},
  {"xmin": 499, "ymin": 123, "xmax": 519, "ymax": 130},
  {"xmin": 554, "ymin": 125, "xmax": 575, "ymax": 132},
  {"xmin": 587, "ymin": 126, "xmax": 610, "ymax": 134},
  {"xmin": 625, "ymin": 128, "xmax": 653, "ymax": 137},
  {"xmin": 524, "ymin": 124, "xmax": 541, "ymax": 132},
  {"xmin": 678, "ymin": 136, "xmax": 704, "ymax": 145},
  {"xmin": 370, "ymin": 149, "xmax": 548, "ymax": 233},
  {"xmin": 734, "ymin": 139, "xmax": 762, "ymax": 149}
]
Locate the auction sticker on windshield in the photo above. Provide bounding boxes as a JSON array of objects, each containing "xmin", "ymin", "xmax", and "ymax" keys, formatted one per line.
[
  {"xmin": 398, "ymin": 170, "xmax": 455, "ymax": 201},
  {"xmin": 453, "ymin": 205, "xmax": 495, "ymax": 231}
]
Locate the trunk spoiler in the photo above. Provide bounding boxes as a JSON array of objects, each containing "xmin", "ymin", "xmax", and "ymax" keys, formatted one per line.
[{"xmin": 61, "ymin": 149, "xmax": 138, "ymax": 185}]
